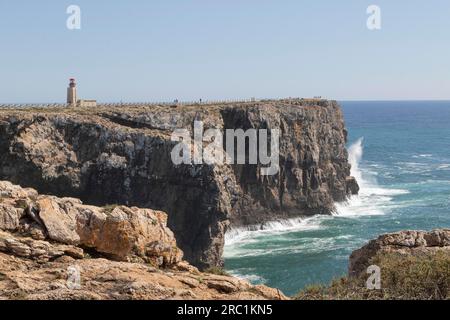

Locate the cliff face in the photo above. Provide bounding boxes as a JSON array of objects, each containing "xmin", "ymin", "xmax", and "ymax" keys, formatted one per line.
[{"xmin": 0, "ymin": 99, "xmax": 358, "ymax": 268}]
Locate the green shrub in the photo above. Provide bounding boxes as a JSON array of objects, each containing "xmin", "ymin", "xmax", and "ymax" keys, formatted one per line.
[
  {"xmin": 101, "ymin": 204, "xmax": 119, "ymax": 213},
  {"xmin": 204, "ymin": 267, "xmax": 230, "ymax": 276}
]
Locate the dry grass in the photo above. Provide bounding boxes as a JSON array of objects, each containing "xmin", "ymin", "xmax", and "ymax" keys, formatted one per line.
[
  {"xmin": 101, "ymin": 204, "xmax": 119, "ymax": 213},
  {"xmin": 204, "ymin": 267, "xmax": 230, "ymax": 276},
  {"xmin": 295, "ymin": 250, "xmax": 450, "ymax": 300}
]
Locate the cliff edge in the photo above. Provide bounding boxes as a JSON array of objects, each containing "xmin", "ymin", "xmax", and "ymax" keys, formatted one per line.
[
  {"xmin": 0, "ymin": 181, "xmax": 287, "ymax": 300},
  {"xmin": 0, "ymin": 99, "xmax": 358, "ymax": 268},
  {"xmin": 297, "ymin": 229, "xmax": 450, "ymax": 300}
]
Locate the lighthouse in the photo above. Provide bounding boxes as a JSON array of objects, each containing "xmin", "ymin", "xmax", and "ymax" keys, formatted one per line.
[{"xmin": 67, "ymin": 78, "xmax": 77, "ymax": 106}]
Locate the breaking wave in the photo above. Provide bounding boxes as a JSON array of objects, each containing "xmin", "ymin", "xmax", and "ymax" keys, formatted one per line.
[
  {"xmin": 225, "ymin": 138, "xmax": 410, "ymax": 247},
  {"xmin": 224, "ymin": 137, "xmax": 412, "ymax": 285},
  {"xmin": 334, "ymin": 138, "xmax": 409, "ymax": 217},
  {"xmin": 225, "ymin": 216, "xmax": 324, "ymax": 246}
]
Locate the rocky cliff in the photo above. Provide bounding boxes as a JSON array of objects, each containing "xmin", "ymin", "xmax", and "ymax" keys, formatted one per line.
[
  {"xmin": 297, "ymin": 229, "xmax": 450, "ymax": 300},
  {"xmin": 0, "ymin": 99, "xmax": 358, "ymax": 268},
  {"xmin": 349, "ymin": 229, "xmax": 450, "ymax": 277},
  {"xmin": 0, "ymin": 181, "xmax": 287, "ymax": 300}
]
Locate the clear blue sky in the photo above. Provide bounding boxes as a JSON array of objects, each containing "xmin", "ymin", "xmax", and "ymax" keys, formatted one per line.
[{"xmin": 1, "ymin": 0, "xmax": 449, "ymax": 103}]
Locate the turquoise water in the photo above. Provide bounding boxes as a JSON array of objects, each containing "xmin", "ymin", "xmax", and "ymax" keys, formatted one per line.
[{"xmin": 224, "ymin": 101, "xmax": 450, "ymax": 296}]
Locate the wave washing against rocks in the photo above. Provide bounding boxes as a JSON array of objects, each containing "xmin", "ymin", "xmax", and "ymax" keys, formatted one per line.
[
  {"xmin": 224, "ymin": 138, "xmax": 406, "ymax": 246},
  {"xmin": 334, "ymin": 138, "xmax": 409, "ymax": 217},
  {"xmin": 224, "ymin": 138, "xmax": 410, "ymax": 288}
]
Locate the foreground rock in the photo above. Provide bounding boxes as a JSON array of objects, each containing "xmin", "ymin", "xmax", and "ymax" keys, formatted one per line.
[
  {"xmin": 0, "ymin": 99, "xmax": 358, "ymax": 268},
  {"xmin": 0, "ymin": 181, "xmax": 287, "ymax": 300},
  {"xmin": 349, "ymin": 229, "xmax": 450, "ymax": 277},
  {"xmin": 0, "ymin": 180, "xmax": 182, "ymax": 266},
  {"xmin": 297, "ymin": 229, "xmax": 450, "ymax": 300},
  {"xmin": 0, "ymin": 252, "xmax": 286, "ymax": 300}
]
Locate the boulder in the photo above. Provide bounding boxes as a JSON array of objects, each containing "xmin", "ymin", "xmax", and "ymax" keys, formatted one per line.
[
  {"xmin": 37, "ymin": 198, "xmax": 80, "ymax": 245},
  {"xmin": 346, "ymin": 176, "xmax": 360, "ymax": 195},
  {"xmin": 76, "ymin": 205, "xmax": 183, "ymax": 265}
]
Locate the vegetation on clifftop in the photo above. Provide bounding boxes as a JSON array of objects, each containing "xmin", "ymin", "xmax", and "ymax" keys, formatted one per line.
[{"xmin": 296, "ymin": 251, "xmax": 450, "ymax": 300}]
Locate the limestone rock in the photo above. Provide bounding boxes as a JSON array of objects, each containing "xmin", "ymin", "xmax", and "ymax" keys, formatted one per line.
[
  {"xmin": 0, "ymin": 253, "xmax": 288, "ymax": 300},
  {"xmin": 37, "ymin": 198, "xmax": 80, "ymax": 245},
  {"xmin": 0, "ymin": 231, "xmax": 83, "ymax": 262},
  {"xmin": 349, "ymin": 229, "xmax": 450, "ymax": 277},
  {"xmin": 345, "ymin": 177, "xmax": 360, "ymax": 195},
  {"xmin": 0, "ymin": 205, "xmax": 22, "ymax": 231},
  {"xmin": 0, "ymin": 181, "xmax": 288, "ymax": 300},
  {"xmin": 76, "ymin": 206, "xmax": 183, "ymax": 265},
  {"xmin": 0, "ymin": 181, "xmax": 182, "ymax": 266}
]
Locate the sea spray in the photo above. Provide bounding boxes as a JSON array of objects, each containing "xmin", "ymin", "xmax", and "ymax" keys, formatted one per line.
[
  {"xmin": 335, "ymin": 138, "xmax": 409, "ymax": 217},
  {"xmin": 224, "ymin": 137, "xmax": 410, "ymax": 286},
  {"xmin": 225, "ymin": 137, "xmax": 411, "ymax": 251},
  {"xmin": 348, "ymin": 137, "xmax": 364, "ymax": 183},
  {"xmin": 225, "ymin": 138, "xmax": 404, "ymax": 246}
]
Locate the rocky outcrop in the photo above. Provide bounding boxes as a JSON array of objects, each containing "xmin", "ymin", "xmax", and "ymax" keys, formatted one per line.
[
  {"xmin": 0, "ymin": 99, "xmax": 358, "ymax": 268},
  {"xmin": 349, "ymin": 229, "xmax": 450, "ymax": 277},
  {"xmin": 0, "ymin": 181, "xmax": 287, "ymax": 300},
  {"xmin": 0, "ymin": 230, "xmax": 84, "ymax": 262},
  {"xmin": 0, "ymin": 252, "xmax": 287, "ymax": 300},
  {"xmin": 0, "ymin": 180, "xmax": 182, "ymax": 266}
]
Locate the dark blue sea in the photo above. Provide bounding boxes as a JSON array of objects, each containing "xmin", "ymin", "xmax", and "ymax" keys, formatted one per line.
[{"xmin": 224, "ymin": 101, "xmax": 450, "ymax": 296}]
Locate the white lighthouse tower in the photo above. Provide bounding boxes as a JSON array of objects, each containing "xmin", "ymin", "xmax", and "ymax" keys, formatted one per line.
[{"xmin": 67, "ymin": 78, "xmax": 77, "ymax": 106}]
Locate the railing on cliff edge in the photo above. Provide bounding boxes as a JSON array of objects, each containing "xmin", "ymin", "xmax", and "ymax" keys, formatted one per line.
[
  {"xmin": 0, "ymin": 99, "xmax": 258, "ymax": 109},
  {"xmin": 0, "ymin": 98, "xmax": 329, "ymax": 109}
]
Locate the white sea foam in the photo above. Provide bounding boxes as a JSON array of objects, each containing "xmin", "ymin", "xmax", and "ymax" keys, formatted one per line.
[
  {"xmin": 225, "ymin": 234, "xmax": 358, "ymax": 259},
  {"xmin": 224, "ymin": 137, "xmax": 410, "ymax": 274},
  {"xmin": 334, "ymin": 138, "xmax": 409, "ymax": 217},
  {"xmin": 225, "ymin": 216, "xmax": 324, "ymax": 246},
  {"xmin": 228, "ymin": 270, "xmax": 267, "ymax": 284},
  {"xmin": 437, "ymin": 164, "xmax": 450, "ymax": 170},
  {"xmin": 225, "ymin": 138, "xmax": 409, "ymax": 247},
  {"xmin": 396, "ymin": 162, "xmax": 431, "ymax": 174},
  {"xmin": 412, "ymin": 154, "xmax": 432, "ymax": 158}
]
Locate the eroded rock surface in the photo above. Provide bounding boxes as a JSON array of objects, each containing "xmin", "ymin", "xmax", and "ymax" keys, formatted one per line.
[
  {"xmin": 349, "ymin": 229, "xmax": 450, "ymax": 276},
  {"xmin": 0, "ymin": 180, "xmax": 182, "ymax": 266},
  {"xmin": 0, "ymin": 99, "xmax": 358, "ymax": 268},
  {"xmin": 0, "ymin": 181, "xmax": 287, "ymax": 300},
  {"xmin": 0, "ymin": 252, "xmax": 287, "ymax": 300}
]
